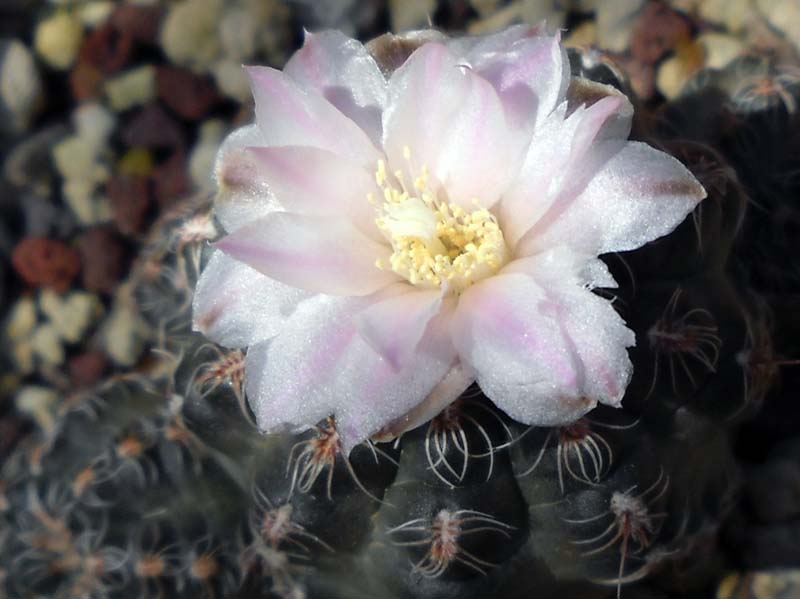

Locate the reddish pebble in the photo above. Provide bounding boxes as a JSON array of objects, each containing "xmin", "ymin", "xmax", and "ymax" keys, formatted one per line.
[
  {"xmin": 79, "ymin": 23, "xmax": 134, "ymax": 75},
  {"xmin": 69, "ymin": 350, "xmax": 109, "ymax": 389},
  {"xmin": 122, "ymin": 103, "xmax": 185, "ymax": 150},
  {"xmin": 76, "ymin": 226, "xmax": 131, "ymax": 293},
  {"xmin": 109, "ymin": 4, "xmax": 164, "ymax": 44},
  {"xmin": 153, "ymin": 151, "xmax": 191, "ymax": 208},
  {"xmin": 157, "ymin": 66, "xmax": 219, "ymax": 120},
  {"xmin": 70, "ymin": 62, "xmax": 104, "ymax": 101},
  {"xmin": 620, "ymin": 57, "xmax": 656, "ymax": 101},
  {"xmin": 108, "ymin": 174, "xmax": 151, "ymax": 236},
  {"xmin": 631, "ymin": 2, "xmax": 692, "ymax": 65},
  {"xmin": 12, "ymin": 238, "xmax": 81, "ymax": 293}
]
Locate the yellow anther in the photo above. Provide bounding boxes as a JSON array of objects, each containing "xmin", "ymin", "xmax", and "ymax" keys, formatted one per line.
[{"xmin": 368, "ymin": 156, "xmax": 508, "ymax": 293}]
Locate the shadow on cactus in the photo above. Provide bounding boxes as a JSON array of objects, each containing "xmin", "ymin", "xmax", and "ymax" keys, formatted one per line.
[{"xmin": 3, "ymin": 21, "xmax": 797, "ymax": 599}]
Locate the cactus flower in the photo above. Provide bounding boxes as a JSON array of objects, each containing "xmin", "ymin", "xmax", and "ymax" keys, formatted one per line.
[{"xmin": 192, "ymin": 26, "xmax": 706, "ymax": 452}]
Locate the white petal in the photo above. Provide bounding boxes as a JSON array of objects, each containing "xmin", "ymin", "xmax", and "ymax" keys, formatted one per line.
[
  {"xmin": 434, "ymin": 68, "xmax": 516, "ymax": 208},
  {"xmin": 447, "ymin": 24, "xmax": 545, "ymax": 60},
  {"xmin": 216, "ymin": 212, "xmax": 398, "ymax": 296},
  {"xmin": 470, "ymin": 32, "xmax": 570, "ymax": 132},
  {"xmin": 284, "ymin": 30, "xmax": 387, "ymax": 145},
  {"xmin": 497, "ymin": 103, "xmax": 570, "ymax": 247},
  {"xmin": 192, "ymin": 250, "xmax": 311, "ymax": 347},
  {"xmin": 381, "ymin": 43, "xmax": 465, "ymax": 194},
  {"xmin": 451, "ymin": 273, "xmax": 587, "ymax": 425},
  {"xmin": 499, "ymin": 94, "xmax": 632, "ymax": 249},
  {"xmin": 355, "ymin": 286, "xmax": 442, "ymax": 369},
  {"xmin": 247, "ymin": 66, "xmax": 379, "ymax": 167},
  {"xmin": 547, "ymin": 284, "xmax": 634, "ymax": 407},
  {"xmin": 372, "ymin": 361, "xmax": 475, "ymax": 441},
  {"xmin": 494, "ymin": 251, "xmax": 634, "ymax": 408},
  {"xmin": 213, "ymin": 124, "xmax": 279, "ymax": 234},
  {"xmin": 245, "ymin": 336, "xmax": 330, "ymax": 437},
  {"xmin": 501, "ymin": 246, "xmax": 617, "ymax": 290},
  {"xmin": 382, "ymin": 43, "xmax": 515, "ymax": 208},
  {"xmin": 517, "ymin": 141, "xmax": 707, "ymax": 257},
  {"xmin": 581, "ymin": 258, "xmax": 618, "ymax": 289},
  {"xmin": 247, "ymin": 145, "xmax": 382, "ymax": 239},
  {"xmin": 246, "ymin": 294, "xmax": 456, "ymax": 452}
]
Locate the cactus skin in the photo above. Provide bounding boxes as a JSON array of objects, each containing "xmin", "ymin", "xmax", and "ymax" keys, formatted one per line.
[{"xmin": 1, "ymin": 40, "xmax": 797, "ymax": 599}]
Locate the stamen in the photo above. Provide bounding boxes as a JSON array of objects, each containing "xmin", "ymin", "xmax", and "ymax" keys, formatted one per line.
[{"xmin": 371, "ymin": 151, "xmax": 508, "ymax": 293}]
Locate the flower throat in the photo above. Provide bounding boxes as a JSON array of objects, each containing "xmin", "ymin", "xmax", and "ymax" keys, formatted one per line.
[{"xmin": 371, "ymin": 147, "xmax": 509, "ymax": 293}]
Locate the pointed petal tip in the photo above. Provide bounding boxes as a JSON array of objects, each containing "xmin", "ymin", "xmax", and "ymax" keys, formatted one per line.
[
  {"xmin": 598, "ymin": 93, "xmax": 625, "ymax": 112},
  {"xmin": 371, "ymin": 361, "xmax": 474, "ymax": 442},
  {"xmin": 191, "ymin": 307, "xmax": 216, "ymax": 336},
  {"xmin": 244, "ymin": 65, "xmax": 277, "ymax": 93},
  {"xmin": 211, "ymin": 236, "xmax": 233, "ymax": 254},
  {"xmin": 244, "ymin": 64, "xmax": 290, "ymax": 93},
  {"xmin": 243, "ymin": 64, "xmax": 263, "ymax": 79},
  {"xmin": 696, "ymin": 180, "xmax": 709, "ymax": 201}
]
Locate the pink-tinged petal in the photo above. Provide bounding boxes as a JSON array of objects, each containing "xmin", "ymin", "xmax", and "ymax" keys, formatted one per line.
[
  {"xmin": 247, "ymin": 145, "xmax": 382, "ymax": 240},
  {"xmin": 338, "ymin": 300, "xmax": 458, "ymax": 453},
  {"xmin": 497, "ymin": 250, "xmax": 633, "ymax": 406},
  {"xmin": 476, "ymin": 248, "xmax": 633, "ymax": 410},
  {"xmin": 446, "ymin": 24, "xmax": 545, "ymax": 60},
  {"xmin": 501, "ymin": 246, "xmax": 618, "ymax": 290},
  {"xmin": 355, "ymin": 286, "xmax": 442, "ymax": 369},
  {"xmin": 216, "ymin": 212, "xmax": 398, "ymax": 296},
  {"xmin": 435, "ymin": 69, "xmax": 517, "ymax": 207},
  {"xmin": 450, "ymin": 273, "xmax": 588, "ymax": 425},
  {"xmin": 245, "ymin": 338, "xmax": 330, "ymax": 437},
  {"xmin": 499, "ymin": 94, "xmax": 632, "ymax": 249},
  {"xmin": 247, "ymin": 66, "xmax": 379, "ymax": 167},
  {"xmin": 517, "ymin": 141, "xmax": 707, "ymax": 257},
  {"xmin": 569, "ymin": 91, "xmax": 633, "ymax": 148},
  {"xmin": 372, "ymin": 361, "xmax": 475, "ymax": 442},
  {"xmin": 213, "ymin": 124, "xmax": 279, "ymax": 234},
  {"xmin": 246, "ymin": 294, "xmax": 456, "ymax": 453},
  {"xmin": 496, "ymin": 103, "xmax": 568, "ymax": 246},
  {"xmin": 472, "ymin": 32, "xmax": 570, "ymax": 133},
  {"xmin": 192, "ymin": 250, "xmax": 312, "ymax": 347},
  {"xmin": 382, "ymin": 43, "xmax": 515, "ymax": 208},
  {"xmin": 548, "ymin": 284, "xmax": 635, "ymax": 407},
  {"xmin": 553, "ymin": 93, "xmax": 633, "ymax": 209},
  {"xmin": 284, "ymin": 30, "xmax": 387, "ymax": 146},
  {"xmin": 381, "ymin": 43, "xmax": 466, "ymax": 191}
]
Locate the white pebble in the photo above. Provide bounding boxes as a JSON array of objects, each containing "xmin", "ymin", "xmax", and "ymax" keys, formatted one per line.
[
  {"xmin": 161, "ymin": 0, "xmax": 223, "ymax": 71},
  {"xmin": 40, "ymin": 289, "xmax": 102, "ymax": 344},
  {"xmin": 15, "ymin": 385, "xmax": 59, "ymax": 433},
  {"xmin": 34, "ymin": 10, "xmax": 84, "ymax": 70},
  {"xmin": 105, "ymin": 65, "xmax": 157, "ymax": 112},
  {"xmin": 30, "ymin": 323, "xmax": 64, "ymax": 366},
  {"xmin": 0, "ymin": 39, "xmax": 42, "ymax": 132}
]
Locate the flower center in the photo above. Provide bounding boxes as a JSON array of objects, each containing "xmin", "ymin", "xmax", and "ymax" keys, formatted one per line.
[{"xmin": 371, "ymin": 149, "xmax": 508, "ymax": 293}]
